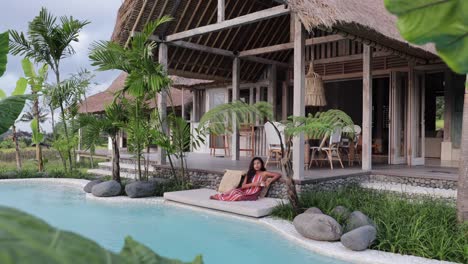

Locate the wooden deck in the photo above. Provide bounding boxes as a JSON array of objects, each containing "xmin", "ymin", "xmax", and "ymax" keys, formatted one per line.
[{"xmin": 86, "ymin": 150, "xmax": 458, "ymax": 183}]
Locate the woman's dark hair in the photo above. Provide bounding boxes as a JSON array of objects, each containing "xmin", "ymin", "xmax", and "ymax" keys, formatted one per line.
[{"xmin": 246, "ymin": 157, "xmax": 266, "ymax": 183}]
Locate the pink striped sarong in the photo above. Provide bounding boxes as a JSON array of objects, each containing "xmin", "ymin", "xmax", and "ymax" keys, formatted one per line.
[{"xmin": 211, "ymin": 173, "xmax": 263, "ymax": 201}]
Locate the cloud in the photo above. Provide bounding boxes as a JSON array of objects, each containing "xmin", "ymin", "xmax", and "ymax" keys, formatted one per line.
[{"xmin": 1, "ymin": 0, "xmax": 123, "ymax": 133}]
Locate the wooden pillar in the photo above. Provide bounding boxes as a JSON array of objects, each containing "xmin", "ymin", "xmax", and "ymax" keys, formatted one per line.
[
  {"xmin": 249, "ymin": 87, "xmax": 254, "ymax": 123},
  {"xmin": 268, "ymin": 65, "xmax": 277, "ymax": 120},
  {"xmin": 256, "ymin": 86, "xmax": 261, "ymax": 125},
  {"xmin": 217, "ymin": 0, "xmax": 225, "ymax": 22},
  {"xmin": 181, "ymin": 88, "xmax": 186, "ymax": 120},
  {"xmin": 457, "ymin": 74, "xmax": 468, "ymax": 222},
  {"xmin": 192, "ymin": 90, "xmax": 198, "ymax": 121},
  {"xmin": 362, "ymin": 44, "xmax": 373, "ymax": 171},
  {"xmin": 442, "ymin": 71, "xmax": 453, "ymax": 160},
  {"xmin": 158, "ymin": 43, "xmax": 168, "ymax": 165},
  {"xmin": 282, "ymin": 81, "xmax": 288, "ymax": 121},
  {"xmin": 231, "ymin": 57, "xmax": 240, "ymax": 160},
  {"xmin": 292, "ymin": 16, "xmax": 305, "ymax": 180}
]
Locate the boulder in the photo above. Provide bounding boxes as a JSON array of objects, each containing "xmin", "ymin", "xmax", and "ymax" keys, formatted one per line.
[
  {"xmin": 331, "ymin": 206, "xmax": 351, "ymax": 220},
  {"xmin": 84, "ymin": 180, "xmax": 104, "ymax": 193},
  {"xmin": 341, "ymin": 225, "xmax": 377, "ymax": 251},
  {"xmin": 293, "ymin": 213, "xmax": 342, "ymax": 241},
  {"xmin": 304, "ymin": 207, "xmax": 323, "ymax": 215},
  {"xmin": 125, "ymin": 181, "xmax": 157, "ymax": 198},
  {"xmin": 345, "ymin": 211, "xmax": 375, "ymax": 232},
  {"xmin": 91, "ymin": 180, "xmax": 122, "ymax": 197}
]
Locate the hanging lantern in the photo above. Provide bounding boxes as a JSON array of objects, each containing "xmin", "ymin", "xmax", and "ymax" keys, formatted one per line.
[{"xmin": 305, "ymin": 62, "xmax": 327, "ymax": 106}]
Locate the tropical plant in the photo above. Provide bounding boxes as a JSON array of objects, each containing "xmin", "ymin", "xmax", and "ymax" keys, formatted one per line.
[
  {"xmin": 9, "ymin": 7, "xmax": 89, "ymax": 172},
  {"xmin": 89, "ymin": 17, "xmax": 174, "ymax": 181},
  {"xmin": 384, "ymin": 0, "xmax": 468, "ymax": 222},
  {"xmin": 0, "ymin": 76, "xmax": 28, "ymax": 170},
  {"xmin": 21, "ymin": 58, "xmax": 48, "ymax": 171},
  {"xmin": 79, "ymin": 102, "xmax": 128, "ymax": 183},
  {"xmin": 0, "ymin": 206, "xmax": 204, "ymax": 264},
  {"xmin": 199, "ymin": 101, "xmax": 354, "ymax": 213}
]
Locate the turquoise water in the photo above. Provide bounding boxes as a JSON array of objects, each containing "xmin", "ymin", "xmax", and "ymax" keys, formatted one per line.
[{"xmin": 0, "ymin": 182, "xmax": 348, "ymax": 264}]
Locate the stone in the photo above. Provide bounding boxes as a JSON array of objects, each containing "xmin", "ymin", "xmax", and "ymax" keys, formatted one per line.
[
  {"xmin": 125, "ymin": 181, "xmax": 157, "ymax": 198},
  {"xmin": 293, "ymin": 213, "xmax": 342, "ymax": 241},
  {"xmin": 341, "ymin": 225, "xmax": 377, "ymax": 251},
  {"xmin": 345, "ymin": 211, "xmax": 375, "ymax": 232},
  {"xmin": 84, "ymin": 180, "xmax": 104, "ymax": 193},
  {"xmin": 331, "ymin": 206, "xmax": 351, "ymax": 220},
  {"xmin": 91, "ymin": 180, "xmax": 122, "ymax": 197},
  {"xmin": 304, "ymin": 207, "xmax": 323, "ymax": 215}
]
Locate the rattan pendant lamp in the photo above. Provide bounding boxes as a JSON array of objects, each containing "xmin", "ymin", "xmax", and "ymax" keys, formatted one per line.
[{"xmin": 304, "ymin": 62, "xmax": 327, "ymax": 107}]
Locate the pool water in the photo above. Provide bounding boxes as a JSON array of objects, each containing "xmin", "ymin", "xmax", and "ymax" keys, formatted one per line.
[{"xmin": 0, "ymin": 182, "xmax": 348, "ymax": 264}]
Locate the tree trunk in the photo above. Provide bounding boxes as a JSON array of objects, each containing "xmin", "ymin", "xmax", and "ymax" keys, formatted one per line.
[
  {"xmin": 457, "ymin": 75, "xmax": 468, "ymax": 222},
  {"xmin": 33, "ymin": 96, "xmax": 43, "ymax": 172},
  {"xmin": 281, "ymin": 145, "xmax": 300, "ymax": 215},
  {"xmin": 12, "ymin": 125, "xmax": 22, "ymax": 170},
  {"xmin": 55, "ymin": 70, "xmax": 73, "ymax": 172},
  {"xmin": 111, "ymin": 136, "xmax": 121, "ymax": 183}
]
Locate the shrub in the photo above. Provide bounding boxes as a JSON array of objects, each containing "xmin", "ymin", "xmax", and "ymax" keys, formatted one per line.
[{"xmin": 271, "ymin": 186, "xmax": 468, "ymax": 263}]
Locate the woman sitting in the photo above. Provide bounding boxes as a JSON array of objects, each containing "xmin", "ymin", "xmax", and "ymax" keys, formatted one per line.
[{"xmin": 210, "ymin": 157, "xmax": 281, "ymax": 201}]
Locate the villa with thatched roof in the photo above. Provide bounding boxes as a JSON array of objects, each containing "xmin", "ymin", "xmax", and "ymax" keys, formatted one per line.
[{"xmin": 86, "ymin": 0, "xmax": 467, "ymax": 219}]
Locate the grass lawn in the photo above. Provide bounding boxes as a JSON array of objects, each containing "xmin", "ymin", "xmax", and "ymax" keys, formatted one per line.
[{"xmin": 272, "ymin": 186, "xmax": 468, "ymax": 263}]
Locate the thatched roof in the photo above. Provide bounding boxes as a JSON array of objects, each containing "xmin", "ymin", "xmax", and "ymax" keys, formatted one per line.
[
  {"xmin": 78, "ymin": 72, "xmax": 210, "ymax": 114},
  {"xmin": 111, "ymin": 0, "xmax": 439, "ymax": 82},
  {"xmin": 287, "ymin": 0, "xmax": 436, "ymax": 56}
]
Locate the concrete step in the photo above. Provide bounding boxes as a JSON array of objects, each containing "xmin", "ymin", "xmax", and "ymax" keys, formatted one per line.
[
  {"xmin": 87, "ymin": 169, "xmax": 137, "ymax": 179},
  {"xmin": 98, "ymin": 162, "xmax": 155, "ymax": 172}
]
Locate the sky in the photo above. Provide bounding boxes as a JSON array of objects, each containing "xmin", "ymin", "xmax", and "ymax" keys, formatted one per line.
[{"xmin": 0, "ymin": 0, "xmax": 123, "ymax": 132}]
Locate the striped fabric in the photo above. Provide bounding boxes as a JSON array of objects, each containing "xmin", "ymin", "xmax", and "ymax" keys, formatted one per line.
[{"xmin": 211, "ymin": 173, "xmax": 263, "ymax": 201}]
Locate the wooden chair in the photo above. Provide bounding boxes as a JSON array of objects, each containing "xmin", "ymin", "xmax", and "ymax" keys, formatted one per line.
[
  {"xmin": 239, "ymin": 123, "xmax": 255, "ymax": 157},
  {"xmin": 309, "ymin": 127, "xmax": 344, "ymax": 169},
  {"xmin": 264, "ymin": 121, "xmax": 285, "ymax": 168},
  {"xmin": 210, "ymin": 133, "xmax": 229, "ymax": 157}
]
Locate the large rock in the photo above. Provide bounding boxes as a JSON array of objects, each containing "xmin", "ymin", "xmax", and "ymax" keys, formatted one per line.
[
  {"xmin": 304, "ymin": 207, "xmax": 323, "ymax": 215},
  {"xmin": 91, "ymin": 180, "xmax": 122, "ymax": 197},
  {"xmin": 331, "ymin": 206, "xmax": 351, "ymax": 220},
  {"xmin": 125, "ymin": 181, "xmax": 157, "ymax": 198},
  {"xmin": 345, "ymin": 211, "xmax": 375, "ymax": 232},
  {"xmin": 341, "ymin": 225, "xmax": 377, "ymax": 251},
  {"xmin": 293, "ymin": 213, "xmax": 342, "ymax": 241},
  {"xmin": 84, "ymin": 180, "xmax": 103, "ymax": 193}
]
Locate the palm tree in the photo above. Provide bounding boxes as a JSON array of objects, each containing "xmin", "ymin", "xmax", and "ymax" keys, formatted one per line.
[
  {"xmin": 89, "ymin": 17, "xmax": 173, "ymax": 180},
  {"xmin": 79, "ymin": 102, "xmax": 128, "ymax": 183},
  {"xmin": 9, "ymin": 7, "xmax": 89, "ymax": 172},
  {"xmin": 199, "ymin": 101, "xmax": 354, "ymax": 213}
]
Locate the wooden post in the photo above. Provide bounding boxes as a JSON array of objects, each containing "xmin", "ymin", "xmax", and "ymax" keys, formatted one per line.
[
  {"xmin": 292, "ymin": 16, "xmax": 305, "ymax": 180},
  {"xmin": 457, "ymin": 74, "xmax": 468, "ymax": 222},
  {"xmin": 362, "ymin": 44, "xmax": 373, "ymax": 171},
  {"xmin": 217, "ymin": 0, "xmax": 225, "ymax": 22},
  {"xmin": 442, "ymin": 71, "xmax": 453, "ymax": 160},
  {"xmin": 268, "ymin": 65, "xmax": 277, "ymax": 120},
  {"xmin": 282, "ymin": 81, "xmax": 288, "ymax": 121},
  {"xmin": 256, "ymin": 86, "xmax": 261, "ymax": 126},
  {"xmin": 231, "ymin": 57, "xmax": 240, "ymax": 160},
  {"xmin": 158, "ymin": 43, "xmax": 168, "ymax": 165},
  {"xmin": 192, "ymin": 90, "xmax": 198, "ymax": 121},
  {"xmin": 181, "ymin": 88, "xmax": 186, "ymax": 120}
]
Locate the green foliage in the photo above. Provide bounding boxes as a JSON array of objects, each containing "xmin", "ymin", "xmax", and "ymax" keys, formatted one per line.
[
  {"xmin": 0, "ymin": 138, "xmax": 14, "ymax": 149},
  {"xmin": 0, "ymin": 206, "xmax": 203, "ymax": 264},
  {"xmin": 31, "ymin": 118, "xmax": 44, "ymax": 145},
  {"xmin": 0, "ymin": 94, "xmax": 31, "ymax": 135},
  {"xmin": 12, "ymin": 77, "xmax": 27, "ymax": 96},
  {"xmin": 271, "ymin": 186, "xmax": 468, "ymax": 263},
  {"xmin": 21, "ymin": 58, "xmax": 48, "ymax": 92},
  {"xmin": 0, "ymin": 31, "xmax": 8, "ymax": 77},
  {"xmin": 384, "ymin": 0, "xmax": 468, "ymax": 74}
]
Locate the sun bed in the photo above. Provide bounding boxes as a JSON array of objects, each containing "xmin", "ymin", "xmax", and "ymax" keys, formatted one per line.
[{"xmin": 163, "ymin": 188, "xmax": 286, "ymax": 218}]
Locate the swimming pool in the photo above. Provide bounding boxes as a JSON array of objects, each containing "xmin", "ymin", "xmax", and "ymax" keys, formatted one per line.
[{"xmin": 0, "ymin": 182, "xmax": 349, "ymax": 264}]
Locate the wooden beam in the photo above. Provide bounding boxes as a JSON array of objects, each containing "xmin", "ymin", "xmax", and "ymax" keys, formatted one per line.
[
  {"xmin": 313, "ymin": 51, "xmax": 392, "ymax": 64},
  {"xmin": 218, "ymin": 0, "xmax": 225, "ymax": 22},
  {"xmin": 158, "ymin": 43, "xmax": 168, "ymax": 165},
  {"xmin": 268, "ymin": 65, "xmax": 277, "ymax": 120},
  {"xmin": 242, "ymin": 56, "xmax": 289, "ymax": 68},
  {"xmin": 168, "ymin": 40, "xmax": 234, "ymax": 57},
  {"xmin": 282, "ymin": 81, "xmax": 288, "ymax": 120},
  {"xmin": 362, "ymin": 44, "xmax": 372, "ymax": 171},
  {"xmin": 166, "ymin": 5, "xmax": 289, "ymax": 41},
  {"xmin": 239, "ymin": 35, "xmax": 345, "ymax": 57},
  {"xmin": 292, "ymin": 15, "xmax": 305, "ymax": 180},
  {"xmin": 231, "ymin": 57, "xmax": 240, "ymax": 160},
  {"xmin": 168, "ymin": 68, "xmax": 228, "ymax": 82}
]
